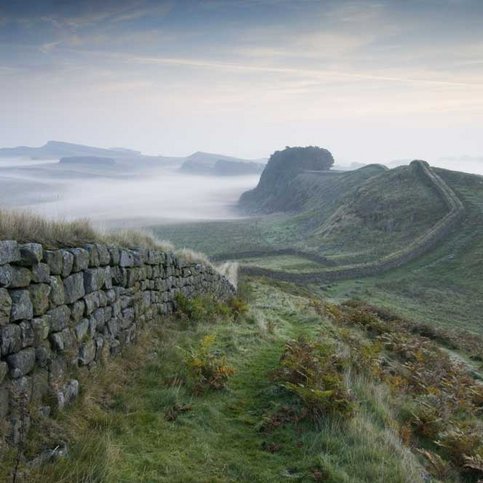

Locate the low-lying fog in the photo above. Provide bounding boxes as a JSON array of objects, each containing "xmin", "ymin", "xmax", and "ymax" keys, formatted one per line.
[{"xmin": 0, "ymin": 158, "xmax": 260, "ymax": 228}]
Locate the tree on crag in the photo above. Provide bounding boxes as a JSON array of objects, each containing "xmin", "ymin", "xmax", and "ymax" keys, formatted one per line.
[{"xmin": 239, "ymin": 146, "xmax": 334, "ymax": 213}]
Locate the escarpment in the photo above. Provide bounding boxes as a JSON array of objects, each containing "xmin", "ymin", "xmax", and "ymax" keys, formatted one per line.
[{"xmin": 0, "ymin": 240, "xmax": 235, "ymax": 443}]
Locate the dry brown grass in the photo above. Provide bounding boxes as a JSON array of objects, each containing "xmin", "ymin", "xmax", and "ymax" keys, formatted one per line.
[
  {"xmin": 0, "ymin": 209, "xmax": 97, "ymax": 248},
  {"xmin": 0, "ymin": 208, "xmax": 238, "ymax": 285}
]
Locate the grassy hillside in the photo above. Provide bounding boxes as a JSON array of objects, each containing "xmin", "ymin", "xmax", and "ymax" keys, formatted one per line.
[
  {"xmin": 153, "ymin": 164, "xmax": 482, "ymax": 336},
  {"xmin": 319, "ymin": 167, "xmax": 483, "ymax": 335},
  {"xmin": 4, "ymin": 280, "xmax": 481, "ymax": 482}
]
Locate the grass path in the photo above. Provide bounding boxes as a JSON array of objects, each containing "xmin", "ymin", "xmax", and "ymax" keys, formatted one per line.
[{"xmin": 16, "ymin": 281, "xmax": 426, "ymax": 483}]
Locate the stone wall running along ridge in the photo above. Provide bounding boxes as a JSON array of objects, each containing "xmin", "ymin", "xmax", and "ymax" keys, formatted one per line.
[
  {"xmin": 0, "ymin": 241, "xmax": 235, "ymax": 443},
  {"xmin": 240, "ymin": 161, "xmax": 466, "ymax": 283}
]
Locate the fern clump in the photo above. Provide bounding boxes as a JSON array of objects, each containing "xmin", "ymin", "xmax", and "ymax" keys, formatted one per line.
[{"xmin": 271, "ymin": 337, "xmax": 354, "ymax": 422}]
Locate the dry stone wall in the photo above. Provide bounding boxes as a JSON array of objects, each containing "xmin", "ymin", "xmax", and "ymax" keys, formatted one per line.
[
  {"xmin": 0, "ymin": 241, "xmax": 235, "ymax": 442},
  {"xmin": 241, "ymin": 161, "xmax": 465, "ymax": 284}
]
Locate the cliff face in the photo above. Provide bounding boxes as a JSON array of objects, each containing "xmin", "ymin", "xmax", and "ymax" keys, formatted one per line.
[
  {"xmin": 0, "ymin": 240, "xmax": 234, "ymax": 442},
  {"xmin": 239, "ymin": 146, "xmax": 334, "ymax": 213}
]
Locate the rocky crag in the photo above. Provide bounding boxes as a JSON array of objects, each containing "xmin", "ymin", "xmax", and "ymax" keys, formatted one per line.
[{"xmin": 0, "ymin": 241, "xmax": 234, "ymax": 442}]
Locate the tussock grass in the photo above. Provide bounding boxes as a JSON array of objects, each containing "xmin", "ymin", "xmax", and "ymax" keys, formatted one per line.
[
  {"xmin": 0, "ymin": 209, "xmax": 97, "ymax": 247},
  {"xmin": 0, "ymin": 209, "xmax": 236, "ymax": 277},
  {"xmin": 215, "ymin": 261, "xmax": 239, "ymax": 288}
]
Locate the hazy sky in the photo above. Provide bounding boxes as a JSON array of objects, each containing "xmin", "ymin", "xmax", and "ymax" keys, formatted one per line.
[{"xmin": 1, "ymin": 0, "xmax": 483, "ymax": 164}]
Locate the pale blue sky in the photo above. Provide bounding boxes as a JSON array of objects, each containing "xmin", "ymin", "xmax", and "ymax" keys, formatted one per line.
[{"xmin": 1, "ymin": 0, "xmax": 483, "ymax": 164}]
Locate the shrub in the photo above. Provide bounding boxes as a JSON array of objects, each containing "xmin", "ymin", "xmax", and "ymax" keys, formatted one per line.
[
  {"xmin": 175, "ymin": 294, "xmax": 248, "ymax": 324},
  {"xmin": 185, "ymin": 335, "xmax": 235, "ymax": 393},
  {"xmin": 271, "ymin": 337, "xmax": 354, "ymax": 421}
]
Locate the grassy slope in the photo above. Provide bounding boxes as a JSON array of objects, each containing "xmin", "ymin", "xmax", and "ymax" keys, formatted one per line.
[
  {"xmin": 152, "ymin": 166, "xmax": 482, "ymax": 335},
  {"xmin": 319, "ymin": 168, "xmax": 483, "ymax": 335},
  {"xmin": 6, "ymin": 281, "xmax": 427, "ymax": 483}
]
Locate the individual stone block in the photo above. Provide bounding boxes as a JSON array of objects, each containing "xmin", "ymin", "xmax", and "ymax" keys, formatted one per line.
[
  {"xmin": 70, "ymin": 299, "xmax": 85, "ymax": 323},
  {"xmin": 84, "ymin": 268, "xmax": 106, "ymax": 293},
  {"xmin": 10, "ymin": 289, "xmax": 33, "ymax": 321},
  {"xmin": 78, "ymin": 339, "xmax": 96, "ymax": 366},
  {"xmin": 108, "ymin": 246, "xmax": 120, "ymax": 266},
  {"xmin": 19, "ymin": 321, "xmax": 34, "ymax": 348},
  {"xmin": 56, "ymin": 379, "xmax": 79, "ymax": 410},
  {"xmin": 69, "ymin": 248, "xmax": 89, "ymax": 272},
  {"xmin": 0, "ymin": 240, "xmax": 20, "ymax": 265},
  {"xmin": 32, "ymin": 262, "xmax": 50, "ymax": 283},
  {"xmin": 47, "ymin": 305, "xmax": 71, "ymax": 332},
  {"xmin": 35, "ymin": 342, "xmax": 52, "ymax": 368},
  {"xmin": 96, "ymin": 244, "xmax": 111, "ymax": 266},
  {"xmin": 1, "ymin": 324, "xmax": 22, "ymax": 355},
  {"xmin": 19, "ymin": 243, "xmax": 43, "ymax": 266},
  {"xmin": 49, "ymin": 276, "xmax": 65, "ymax": 307},
  {"xmin": 43, "ymin": 250, "xmax": 63, "ymax": 275},
  {"xmin": 0, "ymin": 264, "xmax": 13, "ymax": 287},
  {"xmin": 107, "ymin": 318, "xmax": 119, "ymax": 337},
  {"xmin": 63, "ymin": 272, "xmax": 85, "ymax": 304},
  {"xmin": 84, "ymin": 291, "xmax": 101, "ymax": 316},
  {"xmin": 0, "ymin": 362, "xmax": 8, "ymax": 384},
  {"xmin": 0, "ymin": 384, "xmax": 9, "ymax": 418},
  {"xmin": 60, "ymin": 249, "xmax": 74, "ymax": 277},
  {"xmin": 0, "ymin": 288, "xmax": 12, "ymax": 326},
  {"xmin": 119, "ymin": 249, "xmax": 134, "ymax": 267},
  {"xmin": 7, "ymin": 348, "xmax": 36, "ymax": 378},
  {"xmin": 31, "ymin": 316, "xmax": 51, "ymax": 345},
  {"xmin": 84, "ymin": 244, "xmax": 100, "ymax": 267},
  {"xmin": 29, "ymin": 283, "xmax": 51, "ymax": 316},
  {"xmin": 75, "ymin": 319, "xmax": 89, "ymax": 341},
  {"xmin": 50, "ymin": 331, "xmax": 65, "ymax": 352},
  {"xmin": 9, "ymin": 266, "xmax": 32, "ymax": 288}
]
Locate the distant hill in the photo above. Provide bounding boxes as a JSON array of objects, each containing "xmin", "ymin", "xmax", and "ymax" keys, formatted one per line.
[
  {"xmin": 239, "ymin": 146, "xmax": 336, "ymax": 212},
  {"xmin": 59, "ymin": 156, "xmax": 117, "ymax": 167},
  {"xmin": 0, "ymin": 140, "xmax": 134, "ymax": 159},
  {"xmin": 180, "ymin": 151, "xmax": 266, "ymax": 176}
]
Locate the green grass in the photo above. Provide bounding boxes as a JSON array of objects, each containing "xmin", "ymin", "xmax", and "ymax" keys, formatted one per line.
[
  {"xmin": 237, "ymin": 254, "xmax": 324, "ymax": 272},
  {"xmin": 150, "ymin": 166, "xmax": 483, "ymax": 336},
  {"xmin": 10, "ymin": 281, "xmax": 427, "ymax": 483}
]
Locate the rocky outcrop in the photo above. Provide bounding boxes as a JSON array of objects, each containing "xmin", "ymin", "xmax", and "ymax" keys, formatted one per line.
[
  {"xmin": 0, "ymin": 240, "xmax": 235, "ymax": 442},
  {"xmin": 241, "ymin": 162, "xmax": 465, "ymax": 282},
  {"xmin": 239, "ymin": 146, "xmax": 334, "ymax": 213}
]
